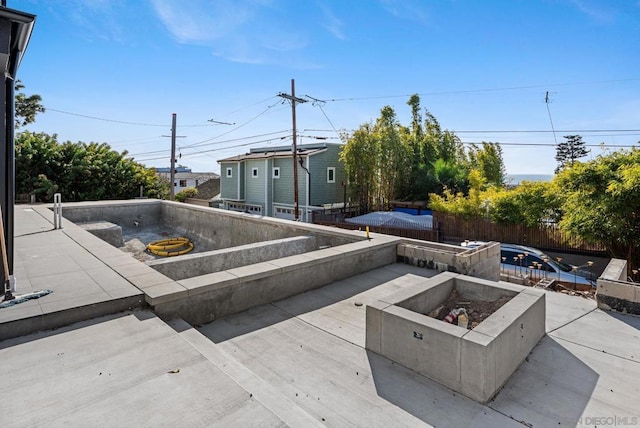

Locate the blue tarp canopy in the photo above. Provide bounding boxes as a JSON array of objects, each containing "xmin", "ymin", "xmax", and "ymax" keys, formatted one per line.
[{"xmin": 345, "ymin": 211, "xmax": 433, "ymax": 229}]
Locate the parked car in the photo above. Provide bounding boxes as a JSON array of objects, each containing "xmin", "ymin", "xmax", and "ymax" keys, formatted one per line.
[{"xmin": 461, "ymin": 241, "xmax": 596, "ymax": 287}]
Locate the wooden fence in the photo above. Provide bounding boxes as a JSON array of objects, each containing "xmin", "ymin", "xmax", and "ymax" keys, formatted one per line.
[{"xmin": 432, "ymin": 212, "xmax": 608, "ymax": 256}]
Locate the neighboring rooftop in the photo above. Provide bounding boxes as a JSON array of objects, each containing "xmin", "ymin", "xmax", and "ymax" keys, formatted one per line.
[
  {"xmin": 217, "ymin": 142, "xmax": 333, "ymax": 163},
  {"xmin": 0, "ymin": 202, "xmax": 638, "ymax": 427}
]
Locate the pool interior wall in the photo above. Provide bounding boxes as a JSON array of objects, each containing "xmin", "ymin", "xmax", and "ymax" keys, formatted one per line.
[{"xmin": 61, "ymin": 199, "xmax": 362, "ymax": 279}]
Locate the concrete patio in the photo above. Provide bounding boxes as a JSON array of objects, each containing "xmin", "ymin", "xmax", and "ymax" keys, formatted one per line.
[{"xmin": 0, "ymin": 204, "xmax": 638, "ymax": 427}]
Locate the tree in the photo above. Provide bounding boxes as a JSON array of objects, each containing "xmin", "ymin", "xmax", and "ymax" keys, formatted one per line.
[
  {"xmin": 340, "ymin": 123, "xmax": 378, "ymax": 213},
  {"xmin": 468, "ymin": 142, "xmax": 506, "ymax": 187},
  {"xmin": 489, "ymin": 181, "xmax": 562, "ymax": 227},
  {"xmin": 555, "ymin": 134, "xmax": 589, "ymax": 172},
  {"xmin": 556, "ymin": 148, "xmax": 640, "ymax": 263},
  {"xmin": 15, "ymin": 80, "xmax": 45, "ymax": 128},
  {"xmin": 375, "ymin": 105, "xmax": 409, "ymax": 207},
  {"xmin": 428, "ymin": 169, "xmax": 484, "ymax": 218},
  {"xmin": 432, "ymin": 158, "xmax": 468, "ymax": 194},
  {"xmin": 15, "ymin": 132, "xmax": 169, "ymax": 201}
]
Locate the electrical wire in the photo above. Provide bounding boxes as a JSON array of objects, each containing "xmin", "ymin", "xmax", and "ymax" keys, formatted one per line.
[
  {"xmin": 320, "ymin": 78, "xmax": 640, "ymax": 102},
  {"xmin": 181, "ymin": 100, "xmax": 287, "ymax": 148},
  {"xmin": 46, "ymin": 108, "xmax": 167, "ymax": 127},
  {"xmin": 132, "ymin": 136, "xmax": 291, "ymax": 162},
  {"xmin": 128, "ymin": 130, "xmax": 291, "ymax": 158},
  {"xmin": 44, "ymin": 95, "xmax": 282, "ymax": 129}
]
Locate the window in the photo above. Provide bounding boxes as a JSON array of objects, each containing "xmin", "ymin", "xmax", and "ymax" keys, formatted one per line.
[
  {"xmin": 226, "ymin": 167, "xmax": 232, "ymax": 178},
  {"xmin": 327, "ymin": 167, "xmax": 335, "ymax": 183},
  {"xmin": 273, "ymin": 167, "xmax": 280, "ymax": 179},
  {"xmin": 179, "ymin": 179, "xmax": 187, "ymax": 187},
  {"xmin": 252, "ymin": 168, "xmax": 259, "ymax": 178}
]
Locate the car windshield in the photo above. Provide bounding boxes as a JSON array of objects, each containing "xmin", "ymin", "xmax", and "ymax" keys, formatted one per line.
[{"xmin": 546, "ymin": 256, "xmax": 573, "ymax": 272}]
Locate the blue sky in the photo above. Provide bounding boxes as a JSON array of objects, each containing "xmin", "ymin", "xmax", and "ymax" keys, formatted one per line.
[{"xmin": 12, "ymin": 0, "xmax": 640, "ymax": 176}]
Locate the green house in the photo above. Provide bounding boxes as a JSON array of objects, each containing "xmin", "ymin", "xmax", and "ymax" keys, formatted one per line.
[{"xmin": 217, "ymin": 143, "xmax": 346, "ymax": 221}]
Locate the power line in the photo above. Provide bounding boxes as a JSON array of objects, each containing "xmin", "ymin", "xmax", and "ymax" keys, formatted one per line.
[
  {"xmin": 319, "ymin": 78, "xmax": 640, "ymax": 102},
  {"xmin": 545, "ymin": 91, "xmax": 558, "ymax": 147},
  {"xmin": 182, "ymin": 100, "xmax": 287, "ymax": 148},
  {"xmin": 129, "ymin": 130, "xmax": 290, "ymax": 158},
  {"xmin": 46, "ymin": 108, "xmax": 168, "ymax": 127},
  {"xmin": 306, "ymin": 95, "xmax": 341, "ymax": 138},
  {"xmin": 133, "ymin": 136, "xmax": 291, "ymax": 162},
  {"xmin": 303, "ymin": 127, "xmax": 640, "ymax": 134},
  {"xmin": 44, "ymin": 95, "xmax": 282, "ymax": 129}
]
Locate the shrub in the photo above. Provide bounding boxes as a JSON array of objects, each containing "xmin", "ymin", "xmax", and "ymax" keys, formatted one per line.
[{"xmin": 175, "ymin": 187, "xmax": 198, "ymax": 202}]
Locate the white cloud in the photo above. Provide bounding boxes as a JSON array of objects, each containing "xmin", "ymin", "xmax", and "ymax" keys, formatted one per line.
[
  {"xmin": 47, "ymin": 0, "xmax": 128, "ymax": 43},
  {"xmin": 149, "ymin": 0, "xmax": 315, "ymax": 66},
  {"xmin": 379, "ymin": 0, "xmax": 430, "ymax": 25},
  {"xmin": 567, "ymin": 0, "xmax": 616, "ymax": 25},
  {"xmin": 318, "ymin": 3, "xmax": 346, "ymax": 40}
]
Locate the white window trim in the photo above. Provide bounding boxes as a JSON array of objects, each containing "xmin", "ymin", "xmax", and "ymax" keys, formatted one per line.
[
  {"xmin": 273, "ymin": 167, "xmax": 280, "ymax": 179},
  {"xmin": 252, "ymin": 167, "xmax": 259, "ymax": 178},
  {"xmin": 226, "ymin": 167, "xmax": 232, "ymax": 178},
  {"xmin": 327, "ymin": 167, "xmax": 336, "ymax": 183}
]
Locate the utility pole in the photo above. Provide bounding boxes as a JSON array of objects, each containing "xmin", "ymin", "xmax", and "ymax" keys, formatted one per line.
[
  {"xmin": 162, "ymin": 113, "xmax": 185, "ymax": 200},
  {"xmin": 278, "ymin": 79, "xmax": 307, "ymax": 221}
]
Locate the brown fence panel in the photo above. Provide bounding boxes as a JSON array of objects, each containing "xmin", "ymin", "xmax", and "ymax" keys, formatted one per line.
[{"xmin": 432, "ymin": 212, "xmax": 608, "ymax": 256}]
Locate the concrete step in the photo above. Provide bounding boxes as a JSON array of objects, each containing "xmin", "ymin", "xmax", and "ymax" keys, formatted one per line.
[
  {"xmin": 535, "ymin": 278, "xmax": 556, "ymax": 289},
  {"xmin": 1, "ymin": 311, "xmax": 274, "ymax": 426},
  {"xmin": 169, "ymin": 318, "xmax": 324, "ymax": 427}
]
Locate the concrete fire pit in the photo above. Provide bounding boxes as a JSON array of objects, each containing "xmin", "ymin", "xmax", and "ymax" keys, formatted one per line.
[{"xmin": 366, "ymin": 272, "xmax": 545, "ymax": 403}]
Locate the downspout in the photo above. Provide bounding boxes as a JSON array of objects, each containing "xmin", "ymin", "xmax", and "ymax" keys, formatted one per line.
[
  {"xmin": 236, "ymin": 161, "xmax": 240, "ymax": 200},
  {"xmin": 298, "ymin": 156, "xmax": 311, "ymax": 222},
  {"xmin": 264, "ymin": 158, "xmax": 268, "ymax": 216}
]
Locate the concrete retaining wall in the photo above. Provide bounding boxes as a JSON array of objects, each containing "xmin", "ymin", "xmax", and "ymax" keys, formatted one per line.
[
  {"xmin": 77, "ymin": 221, "xmax": 124, "ymax": 247},
  {"xmin": 62, "ymin": 199, "xmax": 360, "ymax": 251},
  {"xmin": 597, "ymin": 258, "xmax": 640, "ymax": 314},
  {"xmin": 397, "ymin": 240, "xmax": 500, "ymax": 281},
  {"xmin": 148, "ymin": 236, "xmax": 317, "ymax": 281},
  {"xmin": 152, "ymin": 239, "xmax": 398, "ymax": 325},
  {"xmin": 160, "ymin": 202, "xmax": 358, "ymax": 250},
  {"xmin": 61, "ymin": 199, "xmax": 163, "ymax": 231}
]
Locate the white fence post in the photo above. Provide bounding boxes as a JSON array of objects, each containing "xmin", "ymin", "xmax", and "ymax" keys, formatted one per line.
[{"xmin": 53, "ymin": 193, "xmax": 62, "ymax": 229}]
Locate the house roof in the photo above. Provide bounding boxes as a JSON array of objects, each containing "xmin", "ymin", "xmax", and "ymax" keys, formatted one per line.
[
  {"xmin": 217, "ymin": 143, "xmax": 336, "ymax": 163},
  {"xmin": 158, "ymin": 172, "xmax": 220, "ymax": 181}
]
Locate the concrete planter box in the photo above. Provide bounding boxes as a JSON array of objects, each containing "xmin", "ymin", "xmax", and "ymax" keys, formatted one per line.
[{"xmin": 366, "ymin": 272, "xmax": 545, "ymax": 403}]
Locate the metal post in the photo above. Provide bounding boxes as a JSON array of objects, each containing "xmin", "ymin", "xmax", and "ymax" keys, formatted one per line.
[
  {"xmin": 170, "ymin": 113, "xmax": 177, "ymax": 200},
  {"xmin": 53, "ymin": 193, "xmax": 62, "ymax": 229}
]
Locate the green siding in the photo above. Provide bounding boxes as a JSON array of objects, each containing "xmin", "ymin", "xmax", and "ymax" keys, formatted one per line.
[
  {"xmin": 220, "ymin": 162, "xmax": 243, "ymax": 200},
  {"xmin": 245, "ymin": 159, "xmax": 267, "ymax": 212},
  {"xmin": 308, "ymin": 144, "xmax": 346, "ymax": 206},
  {"xmin": 273, "ymin": 157, "xmax": 295, "ymax": 205},
  {"xmin": 220, "ymin": 143, "xmax": 345, "ymax": 215}
]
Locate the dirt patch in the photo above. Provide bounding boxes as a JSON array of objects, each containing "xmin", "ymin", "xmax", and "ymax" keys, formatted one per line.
[{"xmin": 426, "ymin": 289, "xmax": 513, "ymax": 329}]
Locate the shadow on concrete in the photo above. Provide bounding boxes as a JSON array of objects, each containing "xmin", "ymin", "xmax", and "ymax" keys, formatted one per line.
[
  {"xmin": 198, "ymin": 266, "xmax": 436, "ymax": 343},
  {"xmin": 365, "ymin": 350, "xmax": 511, "ymax": 426},
  {"xmin": 489, "ymin": 335, "xmax": 599, "ymax": 427},
  {"xmin": 366, "ymin": 335, "xmax": 599, "ymax": 427},
  {"xmin": 602, "ymin": 308, "xmax": 640, "ymax": 330}
]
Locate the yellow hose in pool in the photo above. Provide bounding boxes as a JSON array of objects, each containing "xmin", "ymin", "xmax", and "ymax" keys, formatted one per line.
[{"xmin": 146, "ymin": 238, "xmax": 194, "ymax": 257}]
